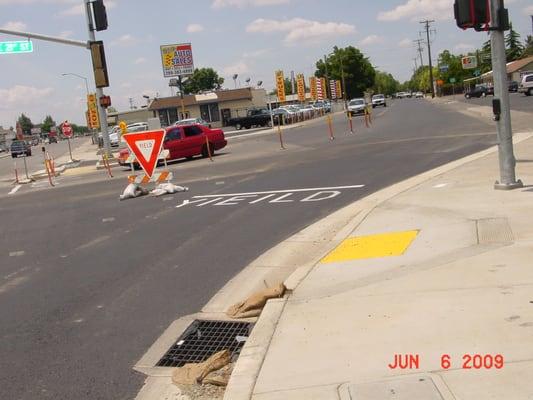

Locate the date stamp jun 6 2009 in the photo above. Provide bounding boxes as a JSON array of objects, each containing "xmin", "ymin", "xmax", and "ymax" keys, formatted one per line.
[{"xmin": 387, "ymin": 354, "xmax": 504, "ymax": 370}]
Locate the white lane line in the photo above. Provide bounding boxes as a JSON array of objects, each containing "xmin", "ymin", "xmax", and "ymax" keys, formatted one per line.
[
  {"xmin": 102, "ymin": 217, "xmax": 115, "ymax": 223},
  {"xmin": 192, "ymin": 185, "xmax": 365, "ymax": 199},
  {"xmin": 433, "ymin": 183, "xmax": 448, "ymax": 188},
  {"xmin": 8, "ymin": 185, "xmax": 22, "ymax": 195},
  {"xmin": 9, "ymin": 251, "xmax": 25, "ymax": 257}
]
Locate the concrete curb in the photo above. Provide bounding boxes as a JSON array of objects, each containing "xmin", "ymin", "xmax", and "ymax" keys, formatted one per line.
[{"xmin": 222, "ymin": 129, "xmax": 533, "ymax": 400}]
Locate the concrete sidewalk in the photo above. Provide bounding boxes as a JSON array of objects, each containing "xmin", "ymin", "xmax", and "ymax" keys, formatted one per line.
[{"xmin": 225, "ymin": 131, "xmax": 533, "ymax": 399}]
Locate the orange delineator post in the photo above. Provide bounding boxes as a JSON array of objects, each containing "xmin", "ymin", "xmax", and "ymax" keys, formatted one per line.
[
  {"xmin": 102, "ymin": 154, "xmax": 113, "ymax": 178},
  {"xmin": 348, "ymin": 112, "xmax": 354, "ymax": 134},
  {"xmin": 14, "ymin": 161, "xmax": 19, "ymax": 184},
  {"xmin": 327, "ymin": 115, "xmax": 335, "ymax": 141},
  {"xmin": 277, "ymin": 123, "xmax": 286, "ymax": 150}
]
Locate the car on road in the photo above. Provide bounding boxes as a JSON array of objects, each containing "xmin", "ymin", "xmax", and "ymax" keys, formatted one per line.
[
  {"xmin": 465, "ymin": 84, "xmax": 494, "ymax": 99},
  {"xmin": 10, "ymin": 140, "xmax": 32, "ymax": 158},
  {"xmin": 348, "ymin": 98, "xmax": 367, "ymax": 115},
  {"xmin": 519, "ymin": 74, "xmax": 533, "ymax": 96},
  {"xmin": 228, "ymin": 108, "xmax": 272, "ymax": 130},
  {"xmin": 372, "ymin": 94, "xmax": 387, "ymax": 108},
  {"xmin": 174, "ymin": 118, "xmax": 209, "ymax": 127},
  {"xmin": 508, "ymin": 81, "xmax": 519, "ymax": 92},
  {"xmin": 118, "ymin": 123, "xmax": 227, "ymax": 167}
]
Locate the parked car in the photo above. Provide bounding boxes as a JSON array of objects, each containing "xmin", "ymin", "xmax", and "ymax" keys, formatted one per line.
[
  {"xmin": 508, "ymin": 81, "xmax": 519, "ymax": 92},
  {"xmin": 415, "ymin": 92, "xmax": 424, "ymax": 98},
  {"xmin": 311, "ymin": 100, "xmax": 331, "ymax": 113},
  {"xmin": 348, "ymin": 98, "xmax": 367, "ymax": 115},
  {"xmin": 465, "ymin": 84, "xmax": 494, "ymax": 99},
  {"xmin": 519, "ymin": 74, "xmax": 533, "ymax": 96},
  {"xmin": 118, "ymin": 124, "xmax": 227, "ymax": 167},
  {"xmin": 228, "ymin": 109, "xmax": 272, "ymax": 130},
  {"xmin": 0, "ymin": 143, "xmax": 7, "ymax": 153},
  {"xmin": 174, "ymin": 118, "xmax": 209, "ymax": 127},
  {"xmin": 372, "ymin": 94, "xmax": 387, "ymax": 108},
  {"xmin": 10, "ymin": 140, "xmax": 32, "ymax": 158}
]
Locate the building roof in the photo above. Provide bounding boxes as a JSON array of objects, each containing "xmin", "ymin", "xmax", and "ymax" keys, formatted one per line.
[
  {"xmin": 481, "ymin": 55, "xmax": 533, "ymax": 78},
  {"xmin": 149, "ymin": 88, "xmax": 256, "ymax": 110}
]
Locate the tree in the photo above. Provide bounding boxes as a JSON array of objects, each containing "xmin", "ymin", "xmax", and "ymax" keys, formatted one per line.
[
  {"xmin": 373, "ymin": 71, "xmax": 400, "ymax": 96},
  {"xmin": 41, "ymin": 115, "xmax": 56, "ymax": 133},
  {"xmin": 315, "ymin": 46, "xmax": 376, "ymax": 99},
  {"xmin": 479, "ymin": 40, "xmax": 492, "ymax": 73},
  {"xmin": 505, "ymin": 23, "xmax": 524, "ymax": 62},
  {"xmin": 182, "ymin": 68, "xmax": 224, "ymax": 94},
  {"xmin": 17, "ymin": 113, "xmax": 33, "ymax": 135},
  {"xmin": 522, "ymin": 35, "xmax": 533, "ymax": 58}
]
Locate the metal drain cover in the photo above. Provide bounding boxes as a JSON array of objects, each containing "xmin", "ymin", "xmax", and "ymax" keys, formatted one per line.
[{"xmin": 156, "ymin": 320, "xmax": 254, "ymax": 367}]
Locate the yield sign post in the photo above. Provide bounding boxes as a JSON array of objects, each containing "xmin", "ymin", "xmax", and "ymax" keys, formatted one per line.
[
  {"xmin": 123, "ymin": 129, "xmax": 166, "ymax": 179},
  {"xmin": 62, "ymin": 121, "xmax": 74, "ymax": 162}
]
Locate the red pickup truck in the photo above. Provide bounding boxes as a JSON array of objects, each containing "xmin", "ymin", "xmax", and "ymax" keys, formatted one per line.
[{"xmin": 118, "ymin": 124, "xmax": 227, "ymax": 166}]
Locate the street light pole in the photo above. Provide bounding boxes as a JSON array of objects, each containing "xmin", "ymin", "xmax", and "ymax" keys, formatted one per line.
[
  {"xmin": 84, "ymin": 0, "xmax": 111, "ymax": 156},
  {"xmin": 62, "ymin": 72, "xmax": 89, "ymax": 96},
  {"xmin": 490, "ymin": 0, "xmax": 522, "ymax": 190}
]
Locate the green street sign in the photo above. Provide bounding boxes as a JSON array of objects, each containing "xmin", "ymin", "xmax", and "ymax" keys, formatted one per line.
[
  {"xmin": 450, "ymin": 78, "xmax": 456, "ymax": 83},
  {"xmin": 0, "ymin": 40, "xmax": 33, "ymax": 55},
  {"xmin": 473, "ymin": 69, "xmax": 481, "ymax": 77}
]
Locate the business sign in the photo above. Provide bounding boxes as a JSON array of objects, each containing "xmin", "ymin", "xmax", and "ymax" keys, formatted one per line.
[
  {"xmin": 320, "ymin": 77, "xmax": 327, "ymax": 99},
  {"xmin": 87, "ymin": 93, "xmax": 100, "ymax": 129},
  {"xmin": 160, "ymin": 43, "xmax": 194, "ymax": 78},
  {"xmin": 16, "ymin": 122, "xmax": 24, "ymax": 140},
  {"xmin": 296, "ymin": 74, "xmax": 306, "ymax": 102},
  {"xmin": 316, "ymin": 78, "xmax": 324, "ymax": 101},
  {"xmin": 0, "ymin": 40, "xmax": 33, "ymax": 55},
  {"xmin": 336, "ymin": 80, "xmax": 342, "ymax": 99},
  {"xmin": 461, "ymin": 56, "xmax": 477, "ymax": 70},
  {"xmin": 450, "ymin": 77, "xmax": 457, "ymax": 84},
  {"xmin": 439, "ymin": 64, "xmax": 449, "ymax": 73},
  {"xmin": 309, "ymin": 77, "xmax": 318, "ymax": 101},
  {"xmin": 31, "ymin": 127, "xmax": 42, "ymax": 135},
  {"xmin": 275, "ymin": 70, "xmax": 286, "ymax": 103}
]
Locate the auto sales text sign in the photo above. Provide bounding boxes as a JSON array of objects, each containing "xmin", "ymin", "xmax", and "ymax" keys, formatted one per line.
[{"xmin": 160, "ymin": 43, "xmax": 194, "ymax": 78}]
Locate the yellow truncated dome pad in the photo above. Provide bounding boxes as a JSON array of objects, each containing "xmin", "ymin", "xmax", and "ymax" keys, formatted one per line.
[{"xmin": 321, "ymin": 230, "xmax": 419, "ymax": 263}]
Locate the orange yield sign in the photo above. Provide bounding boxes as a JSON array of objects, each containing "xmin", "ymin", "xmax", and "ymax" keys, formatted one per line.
[{"xmin": 123, "ymin": 129, "xmax": 166, "ymax": 178}]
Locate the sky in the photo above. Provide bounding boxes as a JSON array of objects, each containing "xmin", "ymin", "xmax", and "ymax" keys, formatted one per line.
[{"xmin": 0, "ymin": 0, "xmax": 532, "ymax": 127}]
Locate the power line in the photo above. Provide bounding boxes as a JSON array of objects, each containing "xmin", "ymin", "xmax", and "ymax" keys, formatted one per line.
[
  {"xmin": 420, "ymin": 19, "xmax": 435, "ymax": 98},
  {"xmin": 413, "ymin": 38, "xmax": 425, "ymax": 68}
]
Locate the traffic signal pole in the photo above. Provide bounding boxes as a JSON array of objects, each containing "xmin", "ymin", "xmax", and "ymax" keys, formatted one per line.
[
  {"xmin": 490, "ymin": 0, "xmax": 522, "ymax": 190},
  {"xmin": 84, "ymin": 0, "xmax": 111, "ymax": 157}
]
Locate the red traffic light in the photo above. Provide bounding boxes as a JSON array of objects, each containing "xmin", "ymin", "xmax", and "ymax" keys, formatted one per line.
[{"xmin": 99, "ymin": 95, "xmax": 112, "ymax": 108}]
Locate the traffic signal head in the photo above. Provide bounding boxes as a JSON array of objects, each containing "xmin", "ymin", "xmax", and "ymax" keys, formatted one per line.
[
  {"xmin": 454, "ymin": 0, "xmax": 490, "ymax": 31},
  {"xmin": 90, "ymin": 41, "xmax": 109, "ymax": 88},
  {"xmin": 92, "ymin": 0, "xmax": 108, "ymax": 31}
]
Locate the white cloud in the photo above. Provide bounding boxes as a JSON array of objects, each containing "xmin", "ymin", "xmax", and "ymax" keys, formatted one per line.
[
  {"xmin": 524, "ymin": 5, "xmax": 533, "ymax": 14},
  {"xmin": 243, "ymin": 48, "xmax": 271, "ymax": 58},
  {"xmin": 246, "ymin": 18, "xmax": 356, "ymax": 46},
  {"xmin": 222, "ymin": 61, "xmax": 250, "ymax": 76},
  {"xmin": 110, "ymin": 34, "xmax": 137, "ymax": 47},
  {"xmin": 0, "ymin": 85, "xmax": 54, "ymax": 109},
  {"xmin": 398, "ymin": 38, "xmax": 412, "ymax": 48},
  {"xmin": 1, "ymin": 21, "xmax": 27, "ymax": 31},
  {"xmin": 359, "ymin": 35, "xmax": 385, "ymax": 46},
  {"xmin": 378, "ymin": 0, "xmax": 453, "ymax": 22},
  {"xmin": 186, "ymin": 24, "xmax": 205, "ymax": 33},
  {"xmin": 212, "ymin": 0, "xmax": 289, "ymax": 8},
  {"xmin": 134, "ymin": 57, "xmax": 146, "ymax": 64}
]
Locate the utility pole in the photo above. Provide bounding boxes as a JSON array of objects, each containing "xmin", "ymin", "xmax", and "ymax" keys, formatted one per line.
[
  {"xmin": 413, "ymin": 57, "xmax": 418, "ymax": 72},
  {"xmin": 490, "ymin": 0, "xmax": 522, "ymax": 189},
  {"xmin": 413, "ymin": 39, "xmax": 425, "ymax": 69},
  {"xmin": 323, "ymin": 55, "xmax": 330, "ymax": 99},
  {"xmin": 84, "ymin": 0, "xmax": 111, "ymax": 156},
  {"xmin": 420, "ymin": 20, "xmax": 435, "ymax": 98}
]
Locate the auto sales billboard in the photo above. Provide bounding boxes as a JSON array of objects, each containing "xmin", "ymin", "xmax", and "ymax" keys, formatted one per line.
[{"xmin": 160, "ymin": 43, "xmax": 194, "ymax": 78}]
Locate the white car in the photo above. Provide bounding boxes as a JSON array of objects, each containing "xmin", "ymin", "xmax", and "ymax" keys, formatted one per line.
[
  {"xmin": 415, "ymin": 92, "xmax": 424, "ymax": 98},
  {"xmin": 518, "ymin": 74, "xmax": 533, "ymax": 96},
  {"xmin": 372, "ymin": 94, "xmax": 387, "ymax": 108},
  {"xmin": 348, "ymin": 98, "xmax": 366, "ymax": 115}
]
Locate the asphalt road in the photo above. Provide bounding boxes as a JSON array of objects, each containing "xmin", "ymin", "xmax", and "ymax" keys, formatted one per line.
[
  {"xmin": 452, "ymin": 91, "xmax": 533, "ymax": 112},
  {"xmin": 0, "ymin": 99, "xmax": 504, "ymax": 399},
  {"xmin": 0, "ymin": 136, "xmax": 89, "ymax": 181}
]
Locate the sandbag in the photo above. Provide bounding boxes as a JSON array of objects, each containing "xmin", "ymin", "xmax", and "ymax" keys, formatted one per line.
[
  {"xmin": 150, "ymin": 183, "xmax": 189, "ymax": 197},
  {"xmin": 119, "ymin": 183, "xmax": 149, "ymax": 201},
  {"xmin": 226, "ymin": 283, "xmax": 286, "ymax": 319},
  {"xmin": 172, "ymin": 349, "xmax": 231, "ymax": 386}
]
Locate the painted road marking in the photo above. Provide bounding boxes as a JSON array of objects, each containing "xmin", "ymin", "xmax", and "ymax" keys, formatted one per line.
[
  {"xmin": 9, "ymin": 251, "xmax": 25, "ymax": 257},
  {"xmin": 433, "ymin": 183, "xmax": 448, "ymax": 188},
  {"xmin": 8, "ymin": 185, "xmax": 21, "ymax": 195},
  {"xmin": 102, "ymin": 217, "xmax": 115, "ymax": 223},
  {"xmin": 176, "ymin": 185, "xmax": 365, "ymax": 209},
  {"xmin": 321, "ymin": 230, "xmax": 419, "ymax": 263}
]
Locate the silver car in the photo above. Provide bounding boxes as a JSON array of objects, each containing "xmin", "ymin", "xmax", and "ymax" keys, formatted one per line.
[{"xmin": 348, "ymin": 98, "xmax": 366, "ymax": 115}]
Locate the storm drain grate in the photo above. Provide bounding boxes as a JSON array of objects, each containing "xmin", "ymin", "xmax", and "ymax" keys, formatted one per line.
[{"xmin": 156, "ymin": 320, "xmax": 254, "ymax": 367}]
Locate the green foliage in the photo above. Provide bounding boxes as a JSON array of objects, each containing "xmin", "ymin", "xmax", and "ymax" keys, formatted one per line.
[
  {"xmin": 315, "ymin": 46, "xmax": 376, "ymax": 99},
  {"xmin": 41, "ymin": 115, "xmax": 56, "ymax": 133},
  {"xmin": 183, "ymin": 68, "xmax": 224, "ymax": 95},
  {"xmin": 505, "ymin": 23, "xmax": 524, "ymax": 62},
  {"xmin": 373, "ymin": 71, "xmax": 400, "ymax": 96},
  {"xmin": 522, "ymin": 35, "xmax": 533, "ymax": 58},
  {"xmin": 17, "ymin": 113, "xmax": 33, "ymax": 135},
  {"xmin": 70, "ymin": 123, "xmax": 89, "ymax": 134}
]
